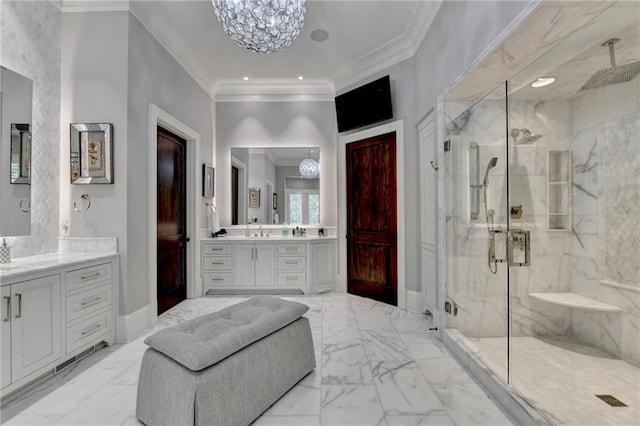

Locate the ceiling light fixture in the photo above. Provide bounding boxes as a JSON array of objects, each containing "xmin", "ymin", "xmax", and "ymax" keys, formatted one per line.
[
  {"xmin": 531, "ymin": 77, "xmax": 556, "ymax": 88},
  {"xmin": 212, "ymin": 0, "xmax": 306, "ymax": 54},
  {"xmin": 298, "ymin": 76, "xmax": 304, "ymax": 80},
  {"xmin": 299, "ymin": 149, "xmax": 319, "ymax": 179},
  {"xmin": 243, "ymin": 76, "xmax": 249, "ymax": 81}
]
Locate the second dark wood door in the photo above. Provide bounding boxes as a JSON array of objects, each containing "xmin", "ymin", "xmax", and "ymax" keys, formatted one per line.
[
  {"xmin": 157, "ymin": 127, "xmax": 187, "ymax": 315},
  {"xmin": 346, "ymin": 132, "xmax": 398, "ymax": 306}
]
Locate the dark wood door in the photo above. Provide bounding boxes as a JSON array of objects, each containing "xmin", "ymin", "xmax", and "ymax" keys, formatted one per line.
[
  {"xmin": 231, "ymin": 166, "xmax": 239, "ymax": 225},
  {"xmin": 346, "ymin": 132, "xmax": 398, "ymax": 306},
  {"xmin": 157, "ymin": 127, "xmax": 187, "ymax": 315}
]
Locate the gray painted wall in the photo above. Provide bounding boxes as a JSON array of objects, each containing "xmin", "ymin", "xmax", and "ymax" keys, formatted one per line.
[
  {"xmin": 216, "ymin": 101, "xmax": 337, "ymax": 227},
  {"xmin": 125, "ymin": 14, "xmax": 215, "ymax": 314}
]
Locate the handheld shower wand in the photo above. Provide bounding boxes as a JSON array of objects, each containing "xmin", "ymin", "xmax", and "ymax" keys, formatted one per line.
[
  {"xmin": 483, "ymin": 157, "xmax": 499, "ymax": 274},
  {"xmin": 482, "ymin": 157, "xmax": 498, "ymax": 187}
]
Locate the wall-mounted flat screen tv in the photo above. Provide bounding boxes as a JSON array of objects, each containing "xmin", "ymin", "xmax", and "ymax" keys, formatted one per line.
[{"xmin": 335, "ymin": 75, "xmax": 392, "ymax": 133}]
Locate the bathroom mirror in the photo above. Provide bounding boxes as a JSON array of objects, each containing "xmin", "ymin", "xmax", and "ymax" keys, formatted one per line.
[
  {"xmin": 230, "ymin": 147, "xmax": 320, "ymax": 225},
  {"xmin": 0, "ymin": 66, "xmax": 33, "ymax": 237}
]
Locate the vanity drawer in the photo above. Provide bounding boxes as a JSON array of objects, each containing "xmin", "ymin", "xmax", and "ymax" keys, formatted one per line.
[
  {"xmin": 66, "ymin": 309, "xmax": 113, "ymax": 354},
  {"xmin": 66, "ymin": 263, "xmax": 112, "ymax": 292},
  {"xmin": 202, "ymin": 243, "xmax": 233, "ymax": 255},
  {"xmin": 202, "ymin": 256, "xmax": 233, "ymax": 271},
  {"xmin": 203, "ymin": 272, "xmax": 232, "ymax": 287},
  {"xmin": 277, "ymin": 256, "xmax": 306, "ymax": 271},
  {"xmin": 277, "ymin": 243, "xmax": 306, "ymax": 255},
  {"xmin": 66, "ymin": 284, "xmax": 112, "ymax": 323},
  {"xmin": 277, "ymin": 272, "xmax": 306, "ymax": 288}
]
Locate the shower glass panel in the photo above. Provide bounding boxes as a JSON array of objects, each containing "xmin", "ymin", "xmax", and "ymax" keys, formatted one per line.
[{"xmin": 444, "ymin": 82, "xmax": 510, "ymax": 382}]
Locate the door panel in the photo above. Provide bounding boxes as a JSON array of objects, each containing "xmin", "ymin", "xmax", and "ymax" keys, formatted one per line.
[
  {"xmin": 157, "ymin": 127, "xmax": 187, "ymax": 315},
  {"xmin": 346, "ymin": 132, "xmax": 397, "ymax": 305}
]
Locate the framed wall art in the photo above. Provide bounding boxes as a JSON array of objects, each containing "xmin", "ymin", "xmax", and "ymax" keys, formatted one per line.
[
  {"xmin": 248, "ymin": 188, "xmax": 260, "ymax": 207},
  {"xmin": 202, "ymin": 164, "xmax": 214, "ymax": 197},
  {"xmin": 70, "ymin": 123, "xmax": 113, "ymax": 184}
]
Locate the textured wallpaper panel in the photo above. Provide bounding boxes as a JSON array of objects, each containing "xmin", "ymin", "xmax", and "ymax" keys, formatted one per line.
[
  {"xmin": 598, "ymin": 113, "xmax": 640, "ymax": 287},
  {"xmin": 1, "ymin": 1, "xmax": 61, "ymax": 257}
]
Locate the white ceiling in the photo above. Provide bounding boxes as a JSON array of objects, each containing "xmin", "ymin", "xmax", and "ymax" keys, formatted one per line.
[{"xmin": 60, "ymin": 1, "xmax": 443, "ymax": 99}]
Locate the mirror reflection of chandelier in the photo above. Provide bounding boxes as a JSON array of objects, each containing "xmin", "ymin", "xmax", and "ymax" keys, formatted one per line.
[
  {"xmin": 299, "ymin": 149, "xmax": 319, "ymax": 179},
  {"xmin": 211, "ymin": 0, "xmax": 306, "ymax": 54}
]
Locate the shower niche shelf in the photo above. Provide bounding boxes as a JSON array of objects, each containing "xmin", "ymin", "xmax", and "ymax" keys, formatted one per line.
[{"xmin": 546, "ymin": 149, "xmax": 572, "ymax": 231}]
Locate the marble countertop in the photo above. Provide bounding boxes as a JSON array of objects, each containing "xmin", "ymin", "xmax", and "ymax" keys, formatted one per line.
[
  {"xmin": 0, "ymin": 252, "xmax": 118, "ymax": 283},
  {"xmin": 202, "ymin": 235, "xmax": 337, "ymax": 242}
]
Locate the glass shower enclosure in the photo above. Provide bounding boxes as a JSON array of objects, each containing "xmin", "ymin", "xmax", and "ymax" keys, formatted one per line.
[{"xmin": 443, "ymin": 31, "xmax": 639, "ymax": 424}]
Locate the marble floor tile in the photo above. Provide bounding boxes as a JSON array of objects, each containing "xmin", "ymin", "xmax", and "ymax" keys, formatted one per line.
[
  {"xmin": 252, "ymin": 415, "xmax": 321, "ymax": 425},
  {"xmin": 384, "ymin": 412, "xmax": 454, "ymax": 426},
  {"xmin": 415, "ymin": 357, "xmax": 475, "ymax": 385},
  {"xmin": 323, "ymin": 320, "xmax": 361, "ymax": 344},
  {"xmin": 361, "ymin": 330, "xmax": 412, "ymax": 363},
  {"xmin": 323, "ymin": 302, "xmax": 356, "ymax": 320},
  {"xmin": 371, "ymin": 361, "xmax": 444, "ymax": 416},
  {"xmin": 406, "ymin": 342, "xmax": 450, "ymax": 360},
  {"xmin": 2, "ymin": 293, "xmax": 514, "ymax": 426},
  {"xmin": 269, "ymin": 382, "xmax": 321, "ymax": 416},
  {"xmin": 322, "ymin": 343, "xmax": 373, "ymax": 385},
  {"xmin": 321, "ymin": 385, "xmax": 386, "ymax": 426}
]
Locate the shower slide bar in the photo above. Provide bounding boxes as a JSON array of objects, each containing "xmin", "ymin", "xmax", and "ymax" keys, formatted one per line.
[{"xmin": 469, "ymin": 142, "xmax": 481, "ymax": 220}]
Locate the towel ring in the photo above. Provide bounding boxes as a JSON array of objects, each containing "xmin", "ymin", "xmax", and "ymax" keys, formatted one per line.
[
  {"xmin": 19, "ymin": 198, "xmax": 31, "ymax": 213},
  {"xmin": 73, "ymin": 194, "xmax": 91, "ymax": 213}
]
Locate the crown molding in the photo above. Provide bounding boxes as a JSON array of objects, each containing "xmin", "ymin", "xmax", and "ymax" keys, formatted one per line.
[
  {"xmin": 213, "ymin": 79, "xmax": 335, "ymax": 102},
  {"xmin": 333, "ymin": 1, "xmax": 442, "ymax": 91},
  {"xmin": 57, "ymin": 0, "xmax": 130, "ymax": 13}
]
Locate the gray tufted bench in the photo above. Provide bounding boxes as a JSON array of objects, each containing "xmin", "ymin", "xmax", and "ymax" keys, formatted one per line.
[{"xmin": 136, "ymin": 296, "xmax": 316, "ymax": 426}]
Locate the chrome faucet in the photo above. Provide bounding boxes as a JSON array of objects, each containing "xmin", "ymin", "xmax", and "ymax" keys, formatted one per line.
[{"xmin": 259, "ymin": 225, "xmax": 263, "ymax": 237}]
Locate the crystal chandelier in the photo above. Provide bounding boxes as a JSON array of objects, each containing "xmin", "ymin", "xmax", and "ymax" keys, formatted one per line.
[
  {"xmin": 299, "ymin": 149, "xmax": 319, "ymax": 179},
  {"xmin": 212, "ymin": 0, "xmax": 306, "ymax": 54}
]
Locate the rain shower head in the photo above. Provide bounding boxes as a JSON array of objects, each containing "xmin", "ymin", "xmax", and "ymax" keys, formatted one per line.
[
  {"xmin": 580, "ymin": 38, "xmax": 640, "ymax": 92},
  {"xmin": 511, "ymin": 128, "xmax": 543, "ymax": 145}
]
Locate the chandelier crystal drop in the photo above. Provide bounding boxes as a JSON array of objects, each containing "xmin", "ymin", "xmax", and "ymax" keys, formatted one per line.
[
  {"xmin": 212, "ymin": 0, "xmax": 306, "ymax": 54},
  {"xmin": 299, "ymin": 158, "xmax": 319, "ymax": 179}
]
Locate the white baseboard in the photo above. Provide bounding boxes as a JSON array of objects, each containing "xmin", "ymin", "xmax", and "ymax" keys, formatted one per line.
[
  {"xmin": 116, "ymin": 304, "xmax": 151, "ymax": 343},
  {"xmin": 405, "ymin": 290, "xmax": 423, "ymax": 313}
]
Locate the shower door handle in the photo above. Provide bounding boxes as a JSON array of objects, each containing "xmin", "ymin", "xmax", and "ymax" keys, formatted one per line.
[{"xmin": 509, "ymin": 229, "xmax": 530, "ymax": 267}]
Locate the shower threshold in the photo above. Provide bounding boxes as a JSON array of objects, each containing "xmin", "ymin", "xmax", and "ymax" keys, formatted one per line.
[{"xmin": 444, "ymin": 330, "xmax": 640, "ymax": 425}]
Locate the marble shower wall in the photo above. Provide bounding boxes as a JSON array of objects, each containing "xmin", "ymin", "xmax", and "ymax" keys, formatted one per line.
[
  {"xmin": 1, "ymin": 1, "xmax": 61, "ymax": 257},
  {"xmin": 444, "ymin": 97, "xmax": 574, "ymax": 339},
  {"xmin": 570, "ymin": 77, "xmax": 640, "ymax": 367}
]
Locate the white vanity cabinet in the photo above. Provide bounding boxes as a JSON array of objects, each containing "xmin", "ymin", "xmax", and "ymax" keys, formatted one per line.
[
  {"xmin": 201, "ymin": 238, "xmax": 336, "ymax": 295},
  {"xmin": 0, "ymin": 254, "xmax": 117, "ymax": 398},
  {"xmin": 233, "ymin": 243, "xmax": 276, "ymax": 287}
]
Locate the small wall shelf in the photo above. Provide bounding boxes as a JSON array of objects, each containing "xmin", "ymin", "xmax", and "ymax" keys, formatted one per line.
[
  {"xmin": 529, "ymin": 292, "xmax": 621, "ymax": 312},
  {"xmin": 546, "ymin": 149, "xmax": 572, "ymax": 231}
]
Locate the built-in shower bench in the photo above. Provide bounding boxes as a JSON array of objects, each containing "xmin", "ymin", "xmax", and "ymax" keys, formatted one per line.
[{"xmin": 529, "ymin": 292, "xmax": 621, "ymax": 312}]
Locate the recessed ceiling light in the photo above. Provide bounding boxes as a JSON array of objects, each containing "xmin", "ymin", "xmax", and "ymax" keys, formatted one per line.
[
  {"xmin": 243, "ymin": 76, "xmax": 249, "ymax": 81},
  {"xmin": 298, "ymin": 76, "xmax": 304, "ymax": 80},
  {"xmin": 310, "ymin": 29, "xmax": 329, "ymax": 42},
  {"xmin": 531, "ymin": 77, "xmax": 556, "ymax": 88}
]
